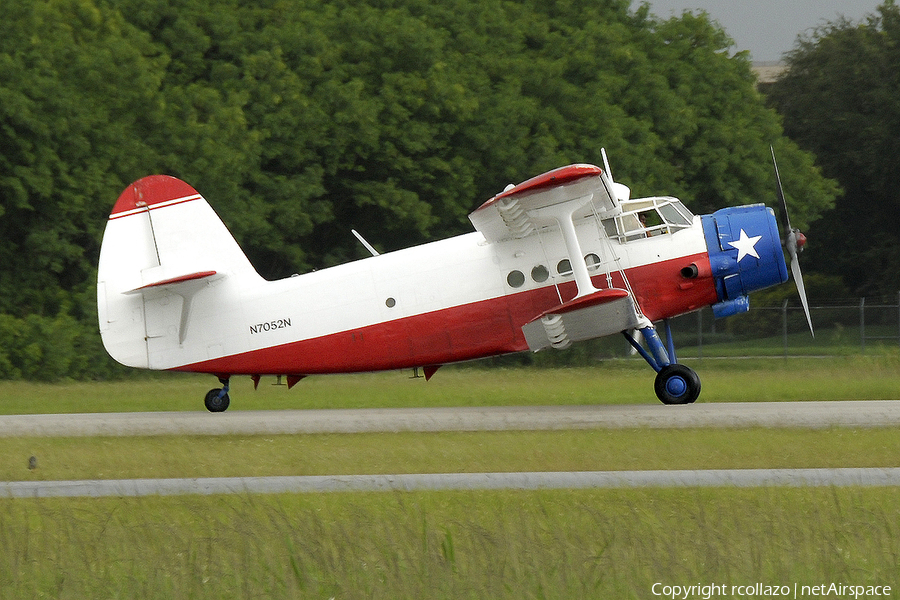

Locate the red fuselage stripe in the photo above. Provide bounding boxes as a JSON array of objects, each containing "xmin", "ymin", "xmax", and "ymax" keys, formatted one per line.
[{"xmin": 174, "ymin": 252, "xmax": 717, "ymax": 376}]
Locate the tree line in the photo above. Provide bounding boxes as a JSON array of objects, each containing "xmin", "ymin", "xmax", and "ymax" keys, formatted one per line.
[
  {"xmin": 765, "ymin": 1, "xmax": 900, "ymax": 296},
  {"xmin": 1, "ymin": 0, "xmax": 874, "ymax": 379}
]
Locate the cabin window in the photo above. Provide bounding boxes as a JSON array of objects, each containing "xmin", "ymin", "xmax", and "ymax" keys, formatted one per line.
[
  {"xmin": 585, "ymin": 253, "xmax": 601, "ymax": 272},
  {"xmin": 603, "ymin": 218, "xmax": 618, "ymax": 238},
  {"xmin": 507, "ymin": 270, "xmax": 526, "ymax": 288},
  {"xmin": 385, "ymin": 297, "xmax": 396, "ymax": 308},
  {"xmin": 557, "ymin": 259, "xmax": 572, "ymax": 276},
  {"xmin": 623, "ymin": 213, "xmax": 643, "ymax": 232},
  {"xmin": 531, "ymin": 265, "xmax": 550, "ymax": 283}
]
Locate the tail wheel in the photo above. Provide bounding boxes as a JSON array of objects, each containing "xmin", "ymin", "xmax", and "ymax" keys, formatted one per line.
[
  {"xmin": 654, "ymin": 364, "xmax": 701, "ymax": 405},
  {"xmin": 204, "ymin": 388, "xmax": 230, "ymax": 412}
]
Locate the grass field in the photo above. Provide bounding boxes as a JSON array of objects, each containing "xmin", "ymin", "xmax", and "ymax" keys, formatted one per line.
[
  {"xmin": 2, "ymin": 354, "xmax": 900, "ymax": 414},
  {"xmin": 3, "ymin": 427, "xmax": 900, "ymax": 482},
  {"xmin": 2, "ymin": 357, "xmax": 900, "ymax": 598},
  {"xmin": 2, "ymin": 488, "xmax": 898, "ymax": 599}
]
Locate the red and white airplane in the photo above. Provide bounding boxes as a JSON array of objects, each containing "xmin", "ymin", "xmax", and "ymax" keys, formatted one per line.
[{"xmin": 97, "ymin": 149, "xmax": 811, "ymax": 411}]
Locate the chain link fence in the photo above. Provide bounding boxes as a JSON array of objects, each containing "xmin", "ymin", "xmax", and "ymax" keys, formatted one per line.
[
  {"xmin": 494, "ymin": 294, "xmax": 900, "ymax": 367},
  {"xmin": 667, "ymin": 293, "xmax": 900, "ymax": 358}
]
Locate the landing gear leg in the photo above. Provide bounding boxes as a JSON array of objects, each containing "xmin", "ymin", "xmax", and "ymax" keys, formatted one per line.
[
  {"xmin": 204, "ymin": 376, "xmax": 231, "ymax": 412},
  {"xmin": 623, "ymin": 321, "xmax": 700, "ymax": 405}
]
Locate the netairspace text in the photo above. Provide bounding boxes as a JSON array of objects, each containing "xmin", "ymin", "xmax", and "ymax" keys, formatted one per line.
[{"xmin": 651, "ymin": 582, "xmax": 892, "ymax": 599}]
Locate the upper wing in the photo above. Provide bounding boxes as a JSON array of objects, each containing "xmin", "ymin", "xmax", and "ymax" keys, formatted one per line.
[{"xmin": 468, "ymin": 164, "xmax": 619, "ymax": 242}]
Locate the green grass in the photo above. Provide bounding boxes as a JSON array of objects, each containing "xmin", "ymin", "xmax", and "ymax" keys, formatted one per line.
[
  {"xmin": 3, "ymin": 427, "xmax": 900, "ymax": 482},
  {"xmin": 3, "ymin": 354, "xmax": 900, "ymax": 414},
  {"xmin": 2, "ymin": 488, "xmax": 898, "ymax": 599},
  {"xmin": 674, "ymin": 326, "xmax": 872, "ymax": 358},
  {"xmin": 3, "ymin": 361, "xmax": 900, "ymax": 598}
]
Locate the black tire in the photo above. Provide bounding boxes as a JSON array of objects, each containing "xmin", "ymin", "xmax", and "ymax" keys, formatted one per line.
[
  {"xmin": 654, "ymin": 364, "xmax": 701, "ymax": 405},
  {"xmin": 204, "ymin": 388, "xmax": 231, "ymax": 412}
]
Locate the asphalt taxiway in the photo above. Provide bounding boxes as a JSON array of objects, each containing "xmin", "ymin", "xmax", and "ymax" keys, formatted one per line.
[
  {"xmin": 3, "ymin": 400, "xmax": 900, "ymax": 437},
  {"xmin": 6, "ymin": 468, "xmax": 900, "ymax": 498}
]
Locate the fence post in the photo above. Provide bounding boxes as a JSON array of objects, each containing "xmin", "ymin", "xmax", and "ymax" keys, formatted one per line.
[{"xmin": 860, "ymin": 297, "xmax": 866, "ymax": 353}]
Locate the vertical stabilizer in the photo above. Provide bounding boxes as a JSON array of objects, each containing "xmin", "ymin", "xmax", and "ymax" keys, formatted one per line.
[{"xmin": 97, "ymin": 176, "xmax": 261, "ymax": 369}]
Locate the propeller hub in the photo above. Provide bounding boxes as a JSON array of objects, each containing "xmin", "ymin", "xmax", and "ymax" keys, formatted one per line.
[{"xmin": 795, "ymin": 230, "xmax": 807, "ymax": 250}]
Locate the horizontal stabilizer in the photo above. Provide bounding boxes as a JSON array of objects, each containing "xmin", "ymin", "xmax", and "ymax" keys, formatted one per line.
[
  {"xmin": 522, "ymin": 289, "xmax": 644, "ymax": 351},
  {"xmin": 125, "ymin": 270, "xmax": 220, "ymax": 294}
]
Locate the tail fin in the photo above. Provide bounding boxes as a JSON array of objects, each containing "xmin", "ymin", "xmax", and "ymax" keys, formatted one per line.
[{"xmin": 97, "ymin": 175, "xmax": 261, "ymax": 369}]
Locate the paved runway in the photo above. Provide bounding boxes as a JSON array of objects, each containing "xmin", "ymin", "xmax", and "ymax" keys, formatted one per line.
[
  {"xmin": 6, "ymin": 468, "xmax": 900, "ymax": 498},
  {"xmin": 3, "ymin": 400, "xmax": 900, "ymax": 437}
]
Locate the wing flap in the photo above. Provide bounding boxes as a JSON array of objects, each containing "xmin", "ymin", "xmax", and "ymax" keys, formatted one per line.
[{"xmin": 522, "ymin": 289, "xmax": 644, "ymax": 351}]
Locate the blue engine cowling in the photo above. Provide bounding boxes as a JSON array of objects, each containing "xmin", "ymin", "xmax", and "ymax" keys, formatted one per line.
[{"xmin": 701, "ymin": 205, "xmax": 789, "ymax": 318}]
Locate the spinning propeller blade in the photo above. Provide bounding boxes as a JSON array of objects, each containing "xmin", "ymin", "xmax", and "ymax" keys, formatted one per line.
[{"xmin": 771, "ymin": 146, "xmax": 814, "ymax": 337}]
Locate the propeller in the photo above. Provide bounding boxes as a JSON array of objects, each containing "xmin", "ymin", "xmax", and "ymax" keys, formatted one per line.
[{"xmin": 770, "ymin": 146, "xmax": 814, "ymax": 337}]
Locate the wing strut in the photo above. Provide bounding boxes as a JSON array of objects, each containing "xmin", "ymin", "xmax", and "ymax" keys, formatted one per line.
[{"xmin": 528, "ymin": 194, "xmax": 597, "ymax": 298}]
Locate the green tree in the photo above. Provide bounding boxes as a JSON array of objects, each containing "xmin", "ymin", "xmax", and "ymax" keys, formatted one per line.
[
  {"xmin": 767, "ymin": 1, "xmax": 900, "ymax": 295},
  {"xmin": 0, "ymin": 0, "xmax": 843, "ymax": 379},
  {"xmin": 0, "ymin": 0, "xmax": 169, "ymax": 317},
  {"xmin": 111, "ymin": 0, "xmax": 838, "ymax": 271}
]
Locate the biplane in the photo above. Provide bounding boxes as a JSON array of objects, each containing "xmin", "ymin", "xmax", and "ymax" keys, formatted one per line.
[{"xmin": 97, "ymin": 149, "xmax": 811, "ymax": 410}]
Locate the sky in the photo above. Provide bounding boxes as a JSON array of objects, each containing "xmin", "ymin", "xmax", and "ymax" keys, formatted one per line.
[{"xmin": 640, "ymin": 0, "xmax": 883, "ymax": 62}]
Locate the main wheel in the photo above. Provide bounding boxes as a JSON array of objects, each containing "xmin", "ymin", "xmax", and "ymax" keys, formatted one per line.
[
  {"xmin": 204, "ymin": 388, "xmax": 231, "ymax": 412},
  {"xmin": 654, "ymin": 364, "xmax": 701, "ymax": 405}
]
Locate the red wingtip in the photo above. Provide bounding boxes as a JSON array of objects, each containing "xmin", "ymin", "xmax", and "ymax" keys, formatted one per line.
[
  {"xmin": 492, "ymin": 164, "xmax": 603, "ymax": 201},
  {"xmin": 111, "ymin": 175, "xmax": 201, "ymax": 217},
  {"xmin": 475, "ymin": 164, "xmax": 603, "ymax": 212}
]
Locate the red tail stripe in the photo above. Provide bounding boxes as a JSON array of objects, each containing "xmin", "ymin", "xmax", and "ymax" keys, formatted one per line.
[{"xmin": 110, "ymin": 175, "xmax": 202, "ymax": 217}]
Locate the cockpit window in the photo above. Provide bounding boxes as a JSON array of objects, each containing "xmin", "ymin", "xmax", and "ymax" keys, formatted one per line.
[
  {"xmin": 658, "ymin": 201, "xmax": 692, "ymax": 227},
  {"xmin": 602, "ymin": 197, "xmax": 694, "ymax": 243}
]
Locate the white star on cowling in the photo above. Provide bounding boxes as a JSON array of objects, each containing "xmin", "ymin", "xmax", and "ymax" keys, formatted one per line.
[{"xmin": 728, "ymin": 229, "xmax": 762, "ymax": 262}]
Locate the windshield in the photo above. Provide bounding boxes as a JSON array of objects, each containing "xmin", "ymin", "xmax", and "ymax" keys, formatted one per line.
[{"xmin": 603, "ymin": 197, "xmax": 694, "ymax": 242}]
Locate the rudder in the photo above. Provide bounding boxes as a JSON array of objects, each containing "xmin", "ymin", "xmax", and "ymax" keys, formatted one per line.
[{"xmin": 97, "ymin": 175, "xmax": 261, "ymax": 369}]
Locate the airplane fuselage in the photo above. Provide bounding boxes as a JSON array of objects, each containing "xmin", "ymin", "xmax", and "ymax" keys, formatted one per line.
[{"xmin": 164, "ymin": 214, "xmax": 717, "ymax": 377}]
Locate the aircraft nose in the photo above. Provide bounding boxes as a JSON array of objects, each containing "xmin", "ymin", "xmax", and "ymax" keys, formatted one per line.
[{"xmin": 701, "ymin": 205, "xmax": 789, "ymax": 318}]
